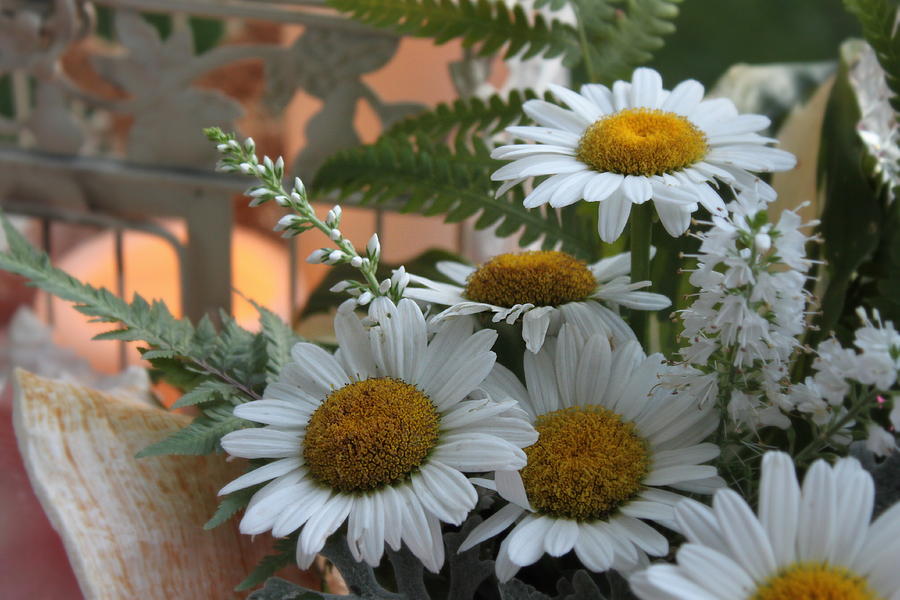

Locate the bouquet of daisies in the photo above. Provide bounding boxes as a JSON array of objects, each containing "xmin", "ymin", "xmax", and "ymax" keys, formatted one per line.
[{"xmin": 2, "ymin": 1, "xmax": 898, "ymax": 599}]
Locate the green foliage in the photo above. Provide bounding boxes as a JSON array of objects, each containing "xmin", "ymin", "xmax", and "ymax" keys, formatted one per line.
[
  {"xmin": 326, "ymin": 0, "xmax": 580, "ymax": 64},
  {"xmin": 815, "ymin": 41, "xmax": 886, "ymax": 342},
  {"xmin": 236, "ymin": 536, "xmax": 299, "ymax": 592},
  {"xmin": 204, "ymin": 485, "xmax": 258, "ymax": 530},
  {"xmin": 844, "ymin": 0, "xmax": 900, "ymax": 111},
  {"xmin": 136, "ymin": 406, "xmax": 246, "ymax": 457},
  {"xmin": 385, "ymin": 89, "xmax": 541, "ymax": 147},
  {"xmin": 327, "ymin": 0, "xmax": 682, "ymax": 81},
  {"xmin": 300, "ymin": 248, "xmax": 462, "ymax": 319},
  {"xmin": 0, "ymin": 214, "xmax": 308, "ymax": 458},
  {"xmin": 574, "ymin": 0, "xmax": 682, "ymax": 83}
]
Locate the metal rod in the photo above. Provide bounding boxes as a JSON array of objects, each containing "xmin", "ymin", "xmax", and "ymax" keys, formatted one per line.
[
  {"xmin": 40, "ymin": 218, "xmax": 55, "ymax": 326},
  {"xmin": 289, "ymin": 235, "xmax": 298, "ymax": 325},
  {"xmin": 114, "ymin": 228, "xmax": 127, "ymax": 370}
]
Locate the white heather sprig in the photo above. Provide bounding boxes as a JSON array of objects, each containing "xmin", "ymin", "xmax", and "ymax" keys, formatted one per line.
[
  {"xmin": 205, "ymin": 127, "xmax": 403, "ymax": 307},
  {"xmin": 791, "ymin": 307, "xmax": 900, "ymax": 457},
  {"xmin": 670, "ymin": 192, "xmax": 818, "ymax": 432}
]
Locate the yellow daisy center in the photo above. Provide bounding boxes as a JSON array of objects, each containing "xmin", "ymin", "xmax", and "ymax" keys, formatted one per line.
[
  {"xmin": 752, "ymin": 563, "xmax": 882, "ymax": 600},
  {"xmin": 521, "ymin": 406, "xmax": 650, "ymax": 521},
  {"xmin": 576, "ymin": 108, "xmax": 708, "ymax": 176},
  {"xmin": 303, "ymin": 378, "xmax": 440, "ymax": 492},
  {"xmin": 463, "ymin": 251, "xmax": 596, "ymax": 308}
]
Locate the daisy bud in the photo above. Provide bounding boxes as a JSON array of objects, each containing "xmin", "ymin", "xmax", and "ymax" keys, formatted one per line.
[
  {"xmin": 239, "ymin": 162, "xmax": 253, "ymax": 174},
  {"xmin": 366, "ymin": 233, "xmax": 380, "ymax": 258},
  {"xmin": 256, "ymin": 164, "xmax": 267, "ymax": 176},
  {"xmin": 274, "ymin": 195, "xmax": 290, "ymax": 206},
  {"xmin": 243, "ymin": 137, "xmax": 255, "ymax": 152},
  {"xmin": 330, "ymin": 229, "xmax": 342, "ymax": 241},
  {"xmin": 306, "ymin": 249, "xmax": 330, "ymax": 264},
  {"xmin": 290, "ymin": 192, "xmax": 305, "ymax": 204},
  {"xmin": 228, "ymin": 139, "xmax": 240, "ymax": 149},
  {"xmin": 327, "ymin": 250, "xmax": 345, "ymax": 264},
  {"xmin": 754, "ymin": 232, "xmax": 772, "ymax": 253},
  {"xmin": 274, "ymin": 156, "xmax": 284, "ymax": 172},
  {"xmin": 358, "ymin": 291, "xmax": 374, "ymax": 305},
  {"xmin": 263, "ymin": 155, "xmax": 274, "ymax": 171},
  {"xmin": 216, "ymin": 143, "xmax": 229, "ymax": 152},
  {"xmin": 330, "ymin": 280, "xmax": 353, "ymax": 293},
  {"xmin": 248, "ymin": 187, "xmax": 270, "ymax": 198},
  {"xmin": 379, "ymin": 279, "xmax": 391, "ymax": 293},
  {"xmin": 391, "ymin": 266, "xmax": 410, "ymax": 290}
]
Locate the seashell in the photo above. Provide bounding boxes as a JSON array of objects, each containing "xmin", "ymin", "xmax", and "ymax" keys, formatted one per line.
[{"xmin": 11, "ymin": 368, "xmax": 319, "ymax": 599}]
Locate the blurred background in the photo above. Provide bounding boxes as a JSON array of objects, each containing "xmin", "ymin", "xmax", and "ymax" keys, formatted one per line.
[{"xmin": 0, "ymin": 0, "xmax": 864, "ymax": 596}]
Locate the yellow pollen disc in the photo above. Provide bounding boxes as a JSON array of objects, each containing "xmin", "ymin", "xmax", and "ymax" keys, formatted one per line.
[
  {"xmin": 303, "ymin": 378, "xmax": 439, "ymax": 492},
  {"xmin": 463, "ymin": 251, "xmax": 596, "ymax": 308},
  {"xmin": 576, "ymin": 108, "xmax": 708, "ymax": 176},
  {"xmin": 752, "ymin": 563, "xmax": 882, "ymax": 600},
  {"xmin": 521, "ymin": 406, "xmax": 650, "ymax": 521}
]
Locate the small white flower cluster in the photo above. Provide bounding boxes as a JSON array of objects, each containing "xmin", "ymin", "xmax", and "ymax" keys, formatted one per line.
[
  {"xmin": 206, "ymin": 128, "xmax": 404, "ymax": 315},
  {"xmin": 670, "ymin": 192, "xmax": 818, "ymax": 431},
  {"xmin": 792, "ymin": 307, "xmax": 900, "ymax": 455}
]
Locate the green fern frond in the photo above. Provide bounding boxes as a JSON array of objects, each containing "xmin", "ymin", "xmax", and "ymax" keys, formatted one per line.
[
  {"xmin": 577, "ymin": 0, "xmax": 682, "ymax": 83},
  {"xmin": 136, "ymin": 407, "xmax": 246, "ymax": 457},
  {"xmin": 844, "ymin": 0, "xmax": 900, "ymax": 111},
  {"xmin": 327, "ymin": 0, "xmax": 581, "ymax": 64},
  {"xmin": 314, "ymin": 137, "xmax": 591, "ymax": 256},
  {"xmin": 236, "ymin": 536, "xmax": 299, "ymax": 591}
]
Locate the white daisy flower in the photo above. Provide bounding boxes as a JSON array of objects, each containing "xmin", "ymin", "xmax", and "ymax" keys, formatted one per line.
[
  {"xmin": 404, "ymin": 249, "xmax": 670, "ymax": 353},
  {"xmin": 630, "ymin": 451, "xmax": 900, "ymax": 600},
  {"xmin": 491, "ymin": 67, "xmax": 797, "ymax": 242},
  {"xmin": 460, "ymin": 326, "xmax": 721, "ymax": 581},
  {"xmin": 219, "ymin": 299, "xmax": 537, "ymax": 572}
]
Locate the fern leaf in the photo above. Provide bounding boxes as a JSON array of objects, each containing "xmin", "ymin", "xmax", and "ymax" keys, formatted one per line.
[
  {"xmin": 136, "ymin": 407, "xmax": 246, "ymax": 457},
  {"xmin": 327, "ymin": 0, "xmax": 581, "ymax": 64},
  {"xmin": 577, "ymin": 0, "xmax": 682, "ymax": 83},
  {"xmin": 171, "ymin": 380, "xmax": 236, "ymax": 409},
  {"xmin": 236, "ymin": 536, "xmax": 298, "ymax": 591},
  {"xmin": 844, "ymin": 0, "xmax": 900, "ymax": 112},
  {"xmin": 314, "ymin": 137, "xmax": 592, "ymax": 257},
  {"xmin": 204, "ymin": 485, "xmax": 258, "ymax": 530}
]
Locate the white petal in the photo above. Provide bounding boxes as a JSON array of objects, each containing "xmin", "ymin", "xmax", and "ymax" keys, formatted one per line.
[
  {"xmin": 574, "ymin": 333, "xmax": 612, "ymax": 407},
  {"xmin": 219, "ymin": 457, "xmax": 303, "ymax": 495},
  {"xmin": 829, "ymin": 457, "xmax": 873, "ymax": 566},
  {"xmin": 233, "ymin": 399, "xmax": 312, "ymax": 428},
  {"xmin": 622, "ymin": 175, "xmax": 653, "ymax": 205},
  {"xmin": 297, "ymin": 495, "xmax": 353, "ymax": 568},
  {"xmin": 492, "ymin": 154, "xmax": 588, "ymax": 180},
  {"xmin": 272, "ymin": 483, "xmax": 331, "ymax": 538},
  {"xmin": 758, "ymin": 451, "xmax": 800, "ymax": 567},
  {"xmin": 676, "ymin": 544, "xmax": 755, "ymax": 598},
  {"xmin": 495, "ymin": 469, "xmax": 531, "ymax": 509},
  {"xmin": 630, "ymin": 565, "xmax": 721, "ymax": 600},
  {"xmin": 523, "ymin": 99, "xmax": 591, "ymax": 133},
  {"xmin": 458, "ymin": 503, "xmax": 525, "ymax": 552},
  {"xmin": 412, "ymin": 461, "xmax": 477, "ymax": 525},
  {"xmin": 523, "ymin": 173, "xmax": 569, "ymax": 208},
  {"xmin": 713, "ymin": 489, "xmax": 776, "ymax": 581},
  {"xmin": 661, "ymin": 79, "xmax": 704, "ymax": 115},
  {"xmin": 492, "ymin": 143, "xmax": 575, "ymax": 160},
  {"xmin": 523, "ymin": 344, "xmax": 560, "ymax": 415},
  {"xmin": 703, "ymin": 113, "xmax": 770, "ymax": 136},
  {"xmin": 334, "ymin": 308, "xmax": 376, "ymax": 379},
  {"xmin": 612, "ymin": 515, "xmax": 668, "ymax": 556},
  {"xmin": 432, "ymin": 433, "xmax": 526, "ymax": 471},
  {"xmin": 620, "ymin": 500, "xmax": 674, "ymax": 522},
  {"xmin": 435, "ymin": 261, "xmax": 475, "ymax": 285},
  {"xmin": 288, "ymin": 343, "xmax": 350, "ymax": 397},
  {"xmin": 644, "ymin": 465, "xmax": 718, "ymax": 487},
  {"xmin": 549, "ymin": 170, "xmax": 595, "ymax": 208},
  {"xmin": 580, "ymin": 83, "xmax": 615, "ymax": 115},
  {"xmin": 597, "ymin": 191, "xmax": 633, "ymax": 243},
  {"xmin": 374, "ymin": 298, "xmax": 427, "ymax": 382},
  {"xmin": 796, "ymin": 458, "xmax": 837, "ymax": 562},
  {"xmin": 506, "ymin": 125, "xmax": 581, "ymax": 147},
  {"xmin": 631, "ymin": 68, "xmax": 664, "ymax": 109},
  {"xmin": 549, "ymin": 83, "xmax": 603, "ymax": 121},
  {"xmin": 220, "ymin": 427, "xmax": 300, "ymax": 459},
  {"xmin": 653, "ymin": 199, "xmax": 694, "ymax": 237},
  {"xmin": 544, "ymin": 519, "xmax": 579, "ymax": 556},
  {"xmin": 573, "ymin": 522, "xmax": 615, "ymax": 572},
  {"xmin": 521, "ymin": 306, "xmax": 554, "ymax": 353},
  {"xmin": 673, "ymin": 498, "xmax": 729, "ymax": 555},
  {"xmin": 583, "ymin": 172, "xmax": 625, "ymax": 203},
  {"xmin": 506, "ymin": 516, "xmax": 554, "ymax": 566}
]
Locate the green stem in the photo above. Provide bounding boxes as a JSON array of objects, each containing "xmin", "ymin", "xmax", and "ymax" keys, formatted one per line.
[
  {"xmin": 630, "ymin": 202, "xmax": 653, "ymax": 344},
  {"xmin": 572, "ymin": 2, "xmax": 598, "ymax": 82},
  {"xmin": 793, "ymin": 385, "xmax": 870, "ymax": 466}
]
